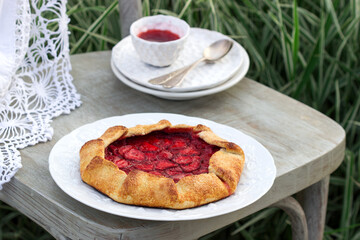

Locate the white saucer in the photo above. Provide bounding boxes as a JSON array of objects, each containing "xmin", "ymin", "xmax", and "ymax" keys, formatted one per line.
[
  {"xmin": 112, "ymin": 28, "xmax": 245, "ymax": 92},
  {"xmin": 110, "ymin": 45, "xmax": 249, "ymax": 100}
]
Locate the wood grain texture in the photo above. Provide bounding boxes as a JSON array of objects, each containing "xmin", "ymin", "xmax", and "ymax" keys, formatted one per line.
[
  {"xmin": 272, "ymin": 197, "xmax": 308, "ymax": 240},
  {"xmin": 119, "ymin": 0, "xmax": 142, "ymax": 38},
  {"xmin": 0, "ymin": 51, "xmax": 345, "ymax": 239},
  {"xmin": 297, "ymin": 176, "xmax": 330, "ymax": 240}
]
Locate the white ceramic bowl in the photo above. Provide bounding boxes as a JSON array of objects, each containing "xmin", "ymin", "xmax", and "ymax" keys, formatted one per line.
[{"xmin": 130, "ymin": 15, "xmax": 190, "ymax": 67}]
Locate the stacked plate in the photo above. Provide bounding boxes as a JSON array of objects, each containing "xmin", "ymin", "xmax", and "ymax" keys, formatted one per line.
[{"xmin": 111, "ymin": 28, "xmax": 250, "ymax": 100}]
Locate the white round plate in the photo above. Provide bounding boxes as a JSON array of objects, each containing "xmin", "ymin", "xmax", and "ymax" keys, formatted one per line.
[
  {"xmin": 110, "ymin": 46, "xmax": 249, "ymax": 100},
  {"xmin": 112, "ymin": 28, "xmax": 245, "ymax": 92},
  {"xmin": 49, "ymin": 113, "xmax": 276, "ymax": 221}
]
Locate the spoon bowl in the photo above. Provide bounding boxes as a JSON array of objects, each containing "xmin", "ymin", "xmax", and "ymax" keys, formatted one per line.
[{"xmin": 203, "ymin": 39, "xmax": 233, "ymax": 61}]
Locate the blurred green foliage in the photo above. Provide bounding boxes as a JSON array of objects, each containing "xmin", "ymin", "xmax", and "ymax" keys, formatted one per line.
[{"xmin": 1, "ymin": 0, "xmax": 359, "ymax": 239}]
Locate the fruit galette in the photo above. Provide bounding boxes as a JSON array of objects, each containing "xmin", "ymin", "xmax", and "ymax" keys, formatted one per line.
[{"xmin": 80, "ymin": 120, "xmax": 245, "ymax": 209}]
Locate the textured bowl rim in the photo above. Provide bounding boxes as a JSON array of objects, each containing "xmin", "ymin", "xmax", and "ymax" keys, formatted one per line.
[{"xmin": 130, "ymin": 15, "xmax": 190, "ymax": 45}]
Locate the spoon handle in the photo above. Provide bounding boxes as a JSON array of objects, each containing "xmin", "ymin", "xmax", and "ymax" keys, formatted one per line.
[
  {"xmin": 148, "ymin": 64, "xmax": 193, "ymax": 85},
  {"xmin": 162, "ymin": 57, "xmax": 205, "ymax": 88}
]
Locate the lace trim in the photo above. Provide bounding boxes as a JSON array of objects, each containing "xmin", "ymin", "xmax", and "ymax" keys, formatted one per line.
[{"xmin": 0, "ymin": 0, "xmax": 81, "ymax": 189}]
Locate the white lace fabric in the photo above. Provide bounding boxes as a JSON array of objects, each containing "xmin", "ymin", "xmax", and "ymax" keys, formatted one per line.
[{"xmin": 0, "ymin": 0, "xmax": 81, "ymax": 189}]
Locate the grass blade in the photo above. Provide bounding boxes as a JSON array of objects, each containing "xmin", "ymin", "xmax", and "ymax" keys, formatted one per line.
[
  {"xmin": 324, "ymin": 0, "xmax": 345, "ymax": 39},
  {"xmin": 231, "ymin": 208, "xmax": 278, "ymax": 236},
  {"xmin": 70, "ymin": 0, "xmax": 118, "ymax": 54},
  {"xmin": 178, "ymin": 0, "xmax": 192, "ymax": 19},
  {"xmin": 291, "ymin": 0, "xmax": 299, "ymax": 80},
  {"xmin": 275, "ymin": 0, "xmax": 292, "ymax": 81},
  {"xmin": 68, "ymin": 24, "xmax": 118, "ymax": 45},
  {"xmin": 340, "ymin": 150, "xmax": 355, "ymax": 239}
]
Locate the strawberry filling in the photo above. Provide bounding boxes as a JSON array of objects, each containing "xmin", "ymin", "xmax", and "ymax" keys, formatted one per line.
[{"xmin": 105, "ymin": 128, "xmax": 220, "ymax": 182}]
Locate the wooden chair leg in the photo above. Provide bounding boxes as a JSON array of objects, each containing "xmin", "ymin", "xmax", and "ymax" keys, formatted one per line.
[
  {"xmin": 272, "ymin": 197, "xmax": 308, "ymax": 240},
  {"xmin": 297, "ymin": 176, "xmax": 330, "ymax": 240},
  {"xmin": 118, "ymin": 0, "xmax": 142, "ymax": 38}
]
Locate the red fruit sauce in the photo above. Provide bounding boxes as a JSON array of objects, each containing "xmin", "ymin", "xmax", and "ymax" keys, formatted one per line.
[
  {"xmin": 137, "ymin": 29, "xmax": 180, "ymax": 42},
  {"xmin": 105, "ymin": 128, "xmax": 219, "ymax": 182}
]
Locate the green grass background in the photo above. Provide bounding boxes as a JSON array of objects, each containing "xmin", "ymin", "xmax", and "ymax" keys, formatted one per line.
[{"xmin": 1, "ymin": 0, "xmax": 359, "ymax": 239}]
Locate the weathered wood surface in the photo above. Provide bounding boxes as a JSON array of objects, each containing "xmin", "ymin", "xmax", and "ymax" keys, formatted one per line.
[
  {"xmin": 0, "ymin": 51, "xmax": 345, "ymax": 239},
  {"xmin": 297, "ymin": 176, "xmax": 330, "ymax": 240},
  {"xmin": 119, "ymin": 0, "xmax": 142, "ymax": 38},
  {"xmin": 272, "ymin": 197, "xmax": 308, "ymax": 240}
]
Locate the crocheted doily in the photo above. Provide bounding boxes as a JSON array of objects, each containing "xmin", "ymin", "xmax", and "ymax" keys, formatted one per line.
[{"xmin": 0, "ymin": 0, "xmax": 81, "ymax": 189}]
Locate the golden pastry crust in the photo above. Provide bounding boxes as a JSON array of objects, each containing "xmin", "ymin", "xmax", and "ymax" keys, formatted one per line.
[{"xmin": 80, "ymin": 119, "xmax": 245, "ymax": 209}]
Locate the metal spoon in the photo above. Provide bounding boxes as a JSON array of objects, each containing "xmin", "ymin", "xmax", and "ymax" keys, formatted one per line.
[
  {"xmin": 148, "ymin": 39, "xmax": 233, "ymax": 88},
  {"xmin": 148, "ymin": 64, "xmax": 193, "ymax": 85}
]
